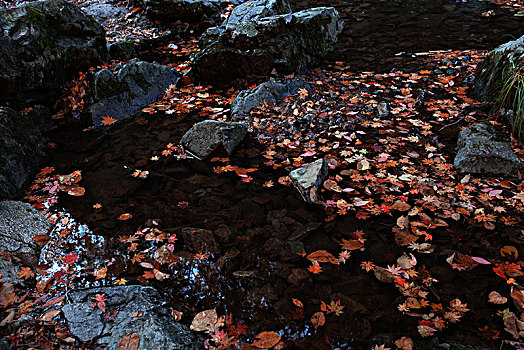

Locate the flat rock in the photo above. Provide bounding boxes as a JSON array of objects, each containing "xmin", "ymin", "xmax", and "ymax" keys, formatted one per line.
[
  {"xmin": 89, "ymin": 59, "xmax": 180, "ymax": 126},
  {"xmin": 0, "ymin": 201, "xmax": 51, "ymax": 283},
  {"xmin": 231, "ymin": 79, "xmax": 311, "ymax": 116},
  {"xmin": 454, "ymin": 123, "xmax": 524, "ymax": 176},
  {"xmin": 192, "ymin": 6, "xmax": 343, "ymax": 85},
  {"xmin": 0, "ymin": 107, "xmax": 46, "ymax": 199},
  {"xmin": 223, "ymin": 0, "xmax": 291, "ymax": 29},
  {"xmin": 180, "ymin": 120, "xmax": 248, "ymax": 159},
  {"xmin": 62, "ymin": 285, "xmax": 199, "ymax": 349},
  {"xmin": 289, "ymin": 158, "xmax": 328, "ymax": 203},
  {"xmin": 0, "ymin": 0, "xmax": 107, "ymax": 106}
]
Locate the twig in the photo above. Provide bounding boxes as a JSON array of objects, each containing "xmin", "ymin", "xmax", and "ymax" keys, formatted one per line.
[{"xmin": 438, "ymin": 116, "xmax": 465, "ymax": 132}]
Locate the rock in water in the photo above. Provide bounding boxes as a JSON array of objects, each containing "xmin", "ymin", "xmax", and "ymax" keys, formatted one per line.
[
  {"xmin": 454, "ymin": 123, "xmax": 524, "ymax": 176},
  {"xmin": 0, "ymin": 201, "xmax": 51, "ymax": 283},
  {"xmin": 289, "ymin": 158, "xmax": 328, "ymax": 204},
  {"xmin": 62, "ymin": 286, "xmax": 199, "ymax": 349},
  {"xmin": 475, "ymin": 35, "xmax": 523, "ymax": 103},
  {"xmin": 0, "ymin": 107, "xmax": 46, "ymax": 199},
  {"xmin": 180, "ymin": 120, "xmax": 248, "ymax": 159},
  {"xmin": 231, "ymin": 79, "xmax": 311, "ymax": 116},
  {"xmin": 191, "ymin": 7, "xmax": 343, "ymax": 85},
  {"xmin": 89, "ymin": 59, "xmax": 180, "ymax": 126},
  {"xmin": 0, "ymin": 0, "xmax": 107, "ymax": 106}
]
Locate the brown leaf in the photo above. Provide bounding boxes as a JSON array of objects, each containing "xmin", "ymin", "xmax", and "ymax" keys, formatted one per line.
[
  {"xmin": 488, "ymin": 291, "xmax": 507, "ymax": 304},
  {"xmin": 395, "ymin": 230, "xmax": 418, "ymax": 246},
  {"xmin": 190, "ymin": 309, "xmax": 217, "ymax": 332},
  {"xmin": 33, "ymin": 234, "xmax": 51, "ymax": 246},
  {"xmin": 394, "ymin": 336, "xmax": 414, "ymax": 350},
  {"xmin": 67, "ymin": 186, "xmax": 85, "ymax": 196},
  {"xmin": 118, "ymin": 332, "xmax": 140, "ymax": 350},
  {"xmin": 40, "ymin": 309, "xmax": 60, "ymax": 322},
  {"xmin": 307, "ymin": 250, "xmax": 336, "ymax": 263},
  {"xmin": 252, "ymin": 331, "xmax": 281, "ymax": 349},
  {"xmin": 373, "ymin": 266, "xmax": 396, "ymax": 283},
  {"xmin": 392, "ymin": 202, "xmax": 411, "ymax": 211},
  {"xmin": 311, "ymin": 312, "xmax": 325, "ymax": 329}
]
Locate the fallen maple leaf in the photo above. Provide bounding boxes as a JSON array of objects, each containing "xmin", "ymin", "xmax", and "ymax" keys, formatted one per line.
[
  {"xmin": 17, "ymin": 267, "xmax": 34, "ymax": 280},
  {"xmin": 101, "ymin": 116, "xmax": 118, "ymax": 126},
  {"xmin": 327, "ymin": 299, "xmax": 344, "ymax": 316},
  {"xmin": 91, "ymin": 293, "xmax": 106, "ymax": 312},
  {"xmin": 118, "ymin": 332, "xmax": 140, "ymax": 350},
  {"xmin": 252, "ymin": 331, "xmax": 281, "ymax": 349}
]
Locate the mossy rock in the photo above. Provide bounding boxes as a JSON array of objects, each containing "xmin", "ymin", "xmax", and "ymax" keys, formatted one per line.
[
  {"xmin": 0, "ymin": 0, "xmax": 107, "ymax": 107},
  {"xmin": 191, "ymin": 7, "xmax": 343, "ymax": 85}
]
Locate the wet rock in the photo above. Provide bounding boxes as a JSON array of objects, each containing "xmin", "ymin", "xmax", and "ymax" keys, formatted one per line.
[
  {"xmin": 181, "ymin": 227, "xmax": 218, "ymax": 253},
  {"xmin": 108, "ymin": 37, "xmax": 143, "ymax": 60},
  {"xmin": 142, "ymin": 0, "xmax": 224, "ymax": 22},
  {"xmin": 289, "ymin": 158, "xmax": 328, "ymax": 203},
  {"xmin": 454, "ymin": 123, "xmax": 523, "ymax": 176},
  {"xmin": 62, "ymin": 285, "xmax": 199, "ymax": 349},
  {"xmin": 89, "ymin": 59, "xmax": 180, "ymax": 126},
  {"xmin": 231, "ymin": 79, "xmax": 311, "ymax": 116},
  {"xmin": 81, "ymin": 0, "xmax": 127, "ymax": 25},
  {"xmin": 223, "ymin": 0, "xmax": 292, "ymax": 29},
  {"xmin": 0, "ymin": 201, "xmax": 51, "ymax": 283},
  {"xmin": 0, "ymin": 108, "xmax": 46, "ymax": 199},
  {"xmin": 0, "ymin": 0, "xmax": 107, "ymax": 106},
  {"xmin": 475, "ymin": 35, "xmax": 523, "ymax": 103},
  {"xmin": 180, "ymin": 120, "xmax": 248, "ymax": 159},
  {"xmin": 191, "ymin": 7, "xmax": 343, "ymax": 85}
]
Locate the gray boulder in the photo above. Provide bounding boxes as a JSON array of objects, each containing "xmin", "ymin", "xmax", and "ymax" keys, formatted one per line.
[
  {"xmin": 141, "ymin": 0, "xmax": 224, "ymax": 22},
  {"xmin": 81, "ymin": 0, "xmax": 127, "ymax": 26},
  {"xmin": 89, "ymin": 59, "xmax": 180, "ymax": 126},
  {"xmin": 231, "ymin": 79, "xmax": 311, "ymax": 116},
  {"xmin": 223, "ymin": 0, "xmax": 291, "ymax": 29},
  {"xmin": 180, "ymin": 120, "xmax": 248, "ymax": 159},
  {"xmin": 62, "ymin": 285, "xmax": 199, "ymax": 349},
  {"xmin": 475, "ymin": 35, "xmax": 523, "ymax": 103},
  {"xmin": 0, "ymin": 201, "xmax": 51, "ymax": 283},
  {"xmin": 0, "ymin": 107, "xmax": 46, "ymax": 199},
  {"xmin": 289, "ymin": 158, "xmax": 328, "ymax": 204},
  {"xmin": 454, "ymin": 123, "xmax": 524, "ymax": 176},
  {"xmin": 191, "ymin": 7, "xmax": 343, "ymax": 85},
  {"xmin": 0, "ymin": 0, "xmax": 107, "ymax": 106}
]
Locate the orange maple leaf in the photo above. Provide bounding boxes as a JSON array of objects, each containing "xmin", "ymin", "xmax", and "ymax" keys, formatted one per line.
[
  {"xmin": 101, "ymin": 116, "xmax": 117, "ymax": 126},
  {"xmin": 17, "ymin": 267, "xmax": 34, "ymax": 280}
]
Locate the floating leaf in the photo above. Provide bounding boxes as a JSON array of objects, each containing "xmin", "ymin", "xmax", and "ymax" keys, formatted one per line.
[
  {"xmin": 190, "ymin": 309, "xmax": 218, "ymax": 332},
  {"xmin": 488, "ymin": 291, "xmax": 507, "ymax": 304},
  {"xmin": 252, "ymin": 331, "xmax": 281, "ymax": 349},
  {"xmin": 500, "ymin": 246, "xmax": 518, "ymax": 259},
  {"xmin": 306, "ymin": 250, "xmax": 336, "ymax": 263},
  {"xmin": 67, "ymin": 186, "xmax": 85, "ymax": 196},
  {"xmin": 311, "ymin": 312, "xmax": 325, "ymax": 329}
]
